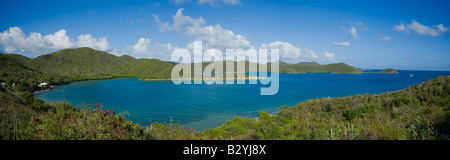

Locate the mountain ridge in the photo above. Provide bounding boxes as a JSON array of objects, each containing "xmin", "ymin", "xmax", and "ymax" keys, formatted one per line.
[{"xmin": 1, "ymin": 47, "xmax": 362, "ymax": 85}]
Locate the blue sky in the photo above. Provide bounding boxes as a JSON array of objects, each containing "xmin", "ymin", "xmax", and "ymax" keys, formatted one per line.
[{"xmin": 0, "ymin": 0, "xmax": 449, "ymax": 70}]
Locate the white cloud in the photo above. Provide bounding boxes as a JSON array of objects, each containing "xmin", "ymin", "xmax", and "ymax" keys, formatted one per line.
[
  {"xmin": 76, "ymin": 34, "xmax": 111, "ymax": 51},
  {"xmin": 394, "ymin": 20, "xmax": 448, "ymax": 37},
  {"xmin": 260, "ymin": 41, "xmax": 301, "ymax": 59},
  {"xmin": 348, "ymin": 26, "xmax": 358, "ymax": 39},
  {"xmin": 153, "ymin": 8, "xmax": 335, "ymax": 63},
  {"xmin": 219, "ymin": 0, "xmax": 241, "ymax": 5},
  {"xmin": 408, "ymin": 20, "xmax": 440, "ymax": 36},
  {"xmin": 377, "ymin": 34, "xmax": 392, "ymax": 41},
  {"xmin": 303, "ymin": 48, "xmax": 319, "ymax": 60},
  {"xmin": 112, "ymin": 38, "xmax": 175, "ymax": 60},
  {"xmin": 153, "ymin": 8, "xmax": 252, "ymax": 51},
  {"xmin": 333, "ymin": 41, "xmax": 351, "ymax": 47},
  {"xmin": 170, "ymin": 0, "xmax": 192, "ymax": 5},
  {"xmin": 342, "ymin": 21, "xmax": 367, "ymax": 39},
  {"xmin": 323, "ymin": 52, "xmax": 334, "ymax": 61},
  {"xmin": 393, "ymin": 24, "xmax": 409, "ymax": 33},
  {"xmin": 436, "ymin": 24, "xmax": 449, "ymax": 32},
  {"xmin": 171, "ymin": 0, "xmax": 241, "ymax": 6},
  {"xmin": 0, "ymin": 27, "xmax": 111, "ymax": 55},
  {"xmin": 131, "ymin": 38, "xmax": 152, "ymax": 55}
]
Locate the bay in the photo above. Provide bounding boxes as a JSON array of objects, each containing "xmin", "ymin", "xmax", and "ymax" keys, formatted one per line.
[{"xmin": 35, "ymin": 70, "xmax": 450, "ymax": 130}]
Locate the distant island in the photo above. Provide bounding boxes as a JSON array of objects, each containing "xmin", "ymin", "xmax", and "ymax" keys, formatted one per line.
[
  {"xmin": 378, "ymin": 68, "xmax": 399, "ymax": 74},
  {"xmin": 276, "ymin": 61, "xmax": 361, "ymax": 74}
]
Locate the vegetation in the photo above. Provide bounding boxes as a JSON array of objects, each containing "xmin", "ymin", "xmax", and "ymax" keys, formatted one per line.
[
  {"xmin": 378, "ymin": 68, "xmax": 399, "ymax": 74},
  {"xmin": 203, "ymin": 76, "xmax": 450, "ymax": 140},
  {"xmin": 0, "ymin": 47, "xmax": 175, "ymax": 83},
  {"xmin": 1, "ymin": 73, "xmax": 449, "ymax": 139},
  {"xmin": 1, "ymin": 47, "xmax": 446, "ymax": 140},
  {"xmin": 276, "ymin": 61, "xmax": 362, "ymax": 74}
]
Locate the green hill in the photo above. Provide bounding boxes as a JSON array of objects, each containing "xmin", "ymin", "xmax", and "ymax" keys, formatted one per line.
[
  {"xmin": 33, "ymin": 47, "xmax": 131, "ymax": 80},
  {"xmin": 189, "ymin": 60, "xmax": 360, "ymax": 74},
  {"xmin": 378, "ymin": 68, "xmax": 399, "ymax": 74},
  {"xmin": 32, "ymin": 47, "xmax": 175, "ymax": 80},
  {"xmin": 0, "ymin": 48, "xmax": 175, "ymax": 86},
  {"xmin": 203, "ymin": 76, "xmax": 450, "ymax": 140},
  {"xmin": 277, "ymin": 61, "xmax": 361, "ymax": 74},
  {"xmin": 0, "ymin": 47, "xmax": 362, "ymax": 87}
]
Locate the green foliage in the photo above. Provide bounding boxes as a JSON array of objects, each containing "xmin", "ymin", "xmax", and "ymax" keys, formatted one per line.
[
  {"xmin": 0, "ymin": 90, "xmax": 209, "ymax": 140},
  {"xmin": 277, "ymin": 61, "xmax": 362, "ymax": 74},
  {"xmin": 0, "ymin": 48, "xmax": 175, "ymax": 87},
  {"xmin": 0, "ymin": 47, "xmax": 448, "ymax": 140},
  {"xmin": 203, "ymin": 76, "xmax": 450, "ymax": 140},
  {"xmin": 1, "ymin": 75, "xmax": 449, "ymax": 140},
  {"xmin": 344, "ymin": 103, "xmax": 383, "ymax": 120}
]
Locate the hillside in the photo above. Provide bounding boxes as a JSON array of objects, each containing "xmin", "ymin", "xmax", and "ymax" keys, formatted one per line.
[
  {"xmin": 0, "ymin": 53, "xmax": 43, "ymax": 83},
  {"xmin": 32, "ymin": 47, "xmax": 176, "ymax": 80},
  {"xmin": 0, "ymin": 48, "xmax": 175, "ymax": 87},
  {"xmin": 189, "ymin": 60, "xmax": 361, "ymax": 74},
  {"xmin": 1, "ymin": 72, "xmax": 448, "ymax": 139},
  {"xmin": 276, "ymin": 61, "xmax": 361, "ymax": 74},
  {"xmin": 204, "ymin": 76, "xmax": 450, "ymax": 140},
  {"xmin": 0, "ymin": 47, "xmax": 362, "ymax": 87}
]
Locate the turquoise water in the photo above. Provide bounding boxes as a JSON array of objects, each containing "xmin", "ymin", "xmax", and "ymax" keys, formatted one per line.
[{"xmin": 35, "ymin": 70, "xmax": 450, "ymax": 130}]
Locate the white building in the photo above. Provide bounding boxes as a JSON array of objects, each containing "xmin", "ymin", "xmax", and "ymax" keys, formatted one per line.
[{"xmin": 38, "ymin": 82, "xmax": 48, "ymax": 88}]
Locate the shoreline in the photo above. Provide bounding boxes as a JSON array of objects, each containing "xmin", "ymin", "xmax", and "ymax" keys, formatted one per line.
[
  {"xmin": 32, "ymin": 74, "xmax": 447, "ymax": 131},
  {"xmin": 31, "ymin": 71, "xmax": 401, "ymax": 94}
]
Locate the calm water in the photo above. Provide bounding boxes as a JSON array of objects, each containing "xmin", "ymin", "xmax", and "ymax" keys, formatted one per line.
[{"xmin": 35, "ymin": 70, "xmax": 450, "ymax": 130}]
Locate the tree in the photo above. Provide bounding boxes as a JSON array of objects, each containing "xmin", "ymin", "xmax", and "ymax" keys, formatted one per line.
[{"xmin": 5, "ymin": 76, "xmax": 15, "ymax": 86}]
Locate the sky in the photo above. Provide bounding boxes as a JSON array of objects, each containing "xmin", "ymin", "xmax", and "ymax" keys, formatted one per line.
[{"xmin": 0, "ymin": 0, "xmax": 449, "ymax": 70}]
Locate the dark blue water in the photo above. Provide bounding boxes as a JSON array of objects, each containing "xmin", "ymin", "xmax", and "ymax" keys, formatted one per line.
[{"xmin": 35, "ymin": 70, "xmax": 450, "ymax": 130}]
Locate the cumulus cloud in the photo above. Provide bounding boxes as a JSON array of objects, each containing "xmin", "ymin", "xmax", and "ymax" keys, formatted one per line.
[
  {"xmin": 171, "ymin": 0, "xmax": 241, "ymax": 6},
  {"xmin": 76, "ymin": 34, "xmax": 111, "ymax": 51},
  {"xmin": 153, "ymin": 8, "xmax": 252, "ymax": 51},
  {"xmin": 131, "ymin": 38, "xmax": 152, "ymax": 55},
  {"xmin": 394, "ymin": 20, "xmax": 448, "ymax": 37},
  {"xmin": 0, "ymin": 27, "xmax": 111, "ymax": 55},
  {"xmin": 333, "ymin": 41, "xmax": 351, "ymax": 47},
  {"xmin": 111, "ymin": 38, "xmax": 175, "ymax": 60},
  {"xmin": 153, "ymin": 8, "xmax": 335, "ymax": 63},
  {"xmin": 260, "ymin": 41, "xmax": 301, "ymax": 59}
]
